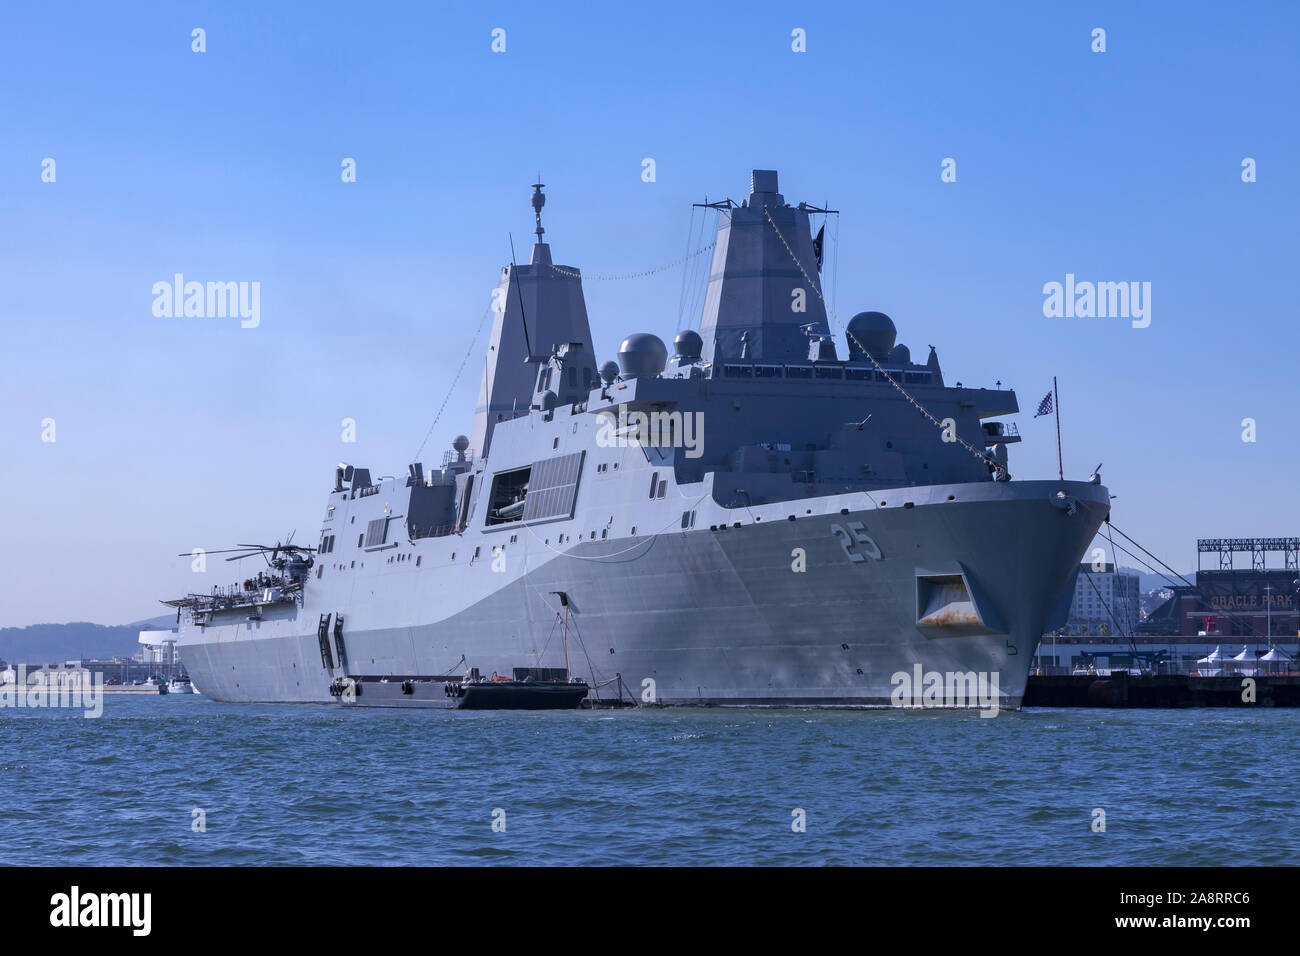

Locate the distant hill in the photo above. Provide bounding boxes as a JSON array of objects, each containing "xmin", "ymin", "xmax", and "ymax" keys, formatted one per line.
[
  {"xmin": 0, "ymin": 615, "xmax": 175, "ymax": 665},
  {"xmin": 1118, "ymin": 566, "xmax": 1195, "ymax": 593}
]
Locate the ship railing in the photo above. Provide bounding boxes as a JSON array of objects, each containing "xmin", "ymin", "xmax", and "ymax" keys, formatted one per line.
[
  {"xmin": 408, "ymin": 521, "xmax": 458, "ymax": 541},
  {"xmin": 184, "ymin": 579, "xmax": 299, "ymax": 610},
  {"xmin": 719, "ymin": 363, "xmax": 935, "ymax": 385},
  {"xmin": 442, "ymin": 448, "xmax": 475, "ymax": 468}
]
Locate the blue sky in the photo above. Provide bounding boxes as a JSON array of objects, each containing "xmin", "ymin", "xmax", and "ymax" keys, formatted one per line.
[{"xmin": 2, "ymin": 1, "xmax": 1297, "ymax": 625}]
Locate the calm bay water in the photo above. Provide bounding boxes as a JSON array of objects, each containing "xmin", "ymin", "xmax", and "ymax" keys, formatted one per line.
[{"xmin": 2, "ymin": 697, "xmax": 1296, "ymax": 866}]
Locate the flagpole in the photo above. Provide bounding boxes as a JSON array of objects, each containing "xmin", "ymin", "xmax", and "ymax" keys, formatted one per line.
[{"xmin": 1053, "ymin": 376, "xmax": 1063, "ymax": 481}]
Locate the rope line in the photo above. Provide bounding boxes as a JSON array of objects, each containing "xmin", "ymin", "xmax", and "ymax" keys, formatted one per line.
[
  {"xmin": 763, "ymin": 207, "xmax": 1000, "ymax": 473},
  {"xmin": 830, "ymin": 211, "xmax": 841, "ymax": 334},
  {"xmin": 1107, "ymin": 522, "xmax": 1196, "ymax": 590},
  {"xmin": 1080, "ymin": 567, "xmax": 1141, "ymax": 658},
  {"xmin": 675, "ymin": 205, "xmax": 698, "ymax": 331},
  {"xmin": 549, "ymin": 240, "xmax": 716, "ymax": 281},
  {"xmin": 682, "ymin": 210, "xmax": 714, "ymax": 329},
  {"xmin": 412, "ymin": 298, "xmax": 493, "ymax": 462}
]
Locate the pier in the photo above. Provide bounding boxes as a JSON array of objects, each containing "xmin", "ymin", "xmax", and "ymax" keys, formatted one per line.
[{"xmin": 1024, "ymin": 672, "xmax": 1300, "ymax": 707}]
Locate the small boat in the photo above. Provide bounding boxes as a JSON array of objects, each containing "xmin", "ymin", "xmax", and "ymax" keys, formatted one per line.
[{"xmin": 167, "ymin": 676, "xmax": 195, "ymax": 695}]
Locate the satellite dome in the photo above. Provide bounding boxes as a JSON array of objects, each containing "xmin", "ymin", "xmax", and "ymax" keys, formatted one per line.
[
  {"xmin": 452, "ymin": 435, "xmax": 470, "ymax": 453},
  {"xmin": 599, "ymin": 361, "xmax": 620, "ymax": 386},
  {"xmin": 888, "ymin": 343, "xmax": 911, "ymax": 366},
  {"xmin": 618, "ymin": 333, "xmax": 668, "ymax": 380},
  {"xmin": 673, "ymin": 330, "xmax": 703, "ymax": 364},
  {"xmin": 846, "ymin": 311, "xmax": 897, "ymax": 362}
]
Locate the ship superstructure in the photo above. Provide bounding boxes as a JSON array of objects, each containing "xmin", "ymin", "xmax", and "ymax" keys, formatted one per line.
[{"xmin": 171, "ymin": 170, "xmax": 1110, "ymax": 708}]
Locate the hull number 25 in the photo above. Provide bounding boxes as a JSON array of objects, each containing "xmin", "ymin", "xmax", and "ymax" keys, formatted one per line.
[{"xmin": 831, "ymin": 522, "xmax": 882, "ymax": 563}]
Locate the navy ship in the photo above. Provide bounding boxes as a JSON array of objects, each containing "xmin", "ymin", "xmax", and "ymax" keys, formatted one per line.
[{"xmin": 167, "ymin": 170, "xmax": 1110, "ymax": 708}]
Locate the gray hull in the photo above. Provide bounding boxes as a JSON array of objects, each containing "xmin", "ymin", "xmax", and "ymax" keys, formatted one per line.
[
  {"xmin": 178, "ymin": 479, "xmax": 1108, "ymax": 709},
  {"xmin": 172, "ymin": 170, "xmax": 1111, "ymax": 712}
]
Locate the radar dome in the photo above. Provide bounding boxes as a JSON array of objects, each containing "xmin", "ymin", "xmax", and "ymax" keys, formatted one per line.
[
  {"xmin": 452, "ymin": 435, "xmax": 470, "ymax": 453},
  {"xmin": 846, "ymin": 311, "xmax": 896, "ymax": 362},
  {"xmin": 599, "ymin": 361, "xmax": 620, "ymax": 386},
  {"xmin": 888, "ymin": 343, "xmax": 911, "ymax": 366},
  {"xmin": 618, "ymin": 333, "xmax": 668, "ymax": 380},
  {"xmin": 673, "ymin": 330, "xmax": 703, "ymax": 364}
]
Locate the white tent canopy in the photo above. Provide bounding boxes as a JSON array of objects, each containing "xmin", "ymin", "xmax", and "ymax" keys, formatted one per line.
[
  {"xmin": 1260, "ymin": 647, "xmax": 1293, "ymax": 662},
  {"xmin": 1196, "ymin": 646, "xmax": 1222, "ymax": 664},
  {"xmin": 1231, "ymin": 646, "xmax": 1255, "ymax": 662}
]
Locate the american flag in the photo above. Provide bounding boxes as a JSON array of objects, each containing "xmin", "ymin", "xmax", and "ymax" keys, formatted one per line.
[{"xmin": 1034, "ymin": 390, "xmax": 1053, "ymax": 417}]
